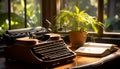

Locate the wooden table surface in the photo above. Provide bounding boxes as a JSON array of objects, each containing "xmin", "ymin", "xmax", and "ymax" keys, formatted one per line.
[
  {"xmin": 0, "ymin": 55, "xmax": 101, "ymax": 69},
  {"xmin": 1, "ymin": 49, "xmax": 120, "ymax": 69},
  {"xmin": 54, "ymin": 56, "xmax": 101, "ymax": 69}
]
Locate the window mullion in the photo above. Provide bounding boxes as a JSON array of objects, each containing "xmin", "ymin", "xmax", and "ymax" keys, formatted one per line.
[
  {"xmin": 24, "ymin": 0, "xmax": 27, "ymax": 28},
  {"xmin": 8, "ymin": 0, "xmax": 11, "ymax": 29},
  {"xmin": 42, "ymin": 0, "xmax": 60, "ymax": 28},
  {"xmin": 98, "ymin": 0, "xmax": 104, "ymax": 35}
]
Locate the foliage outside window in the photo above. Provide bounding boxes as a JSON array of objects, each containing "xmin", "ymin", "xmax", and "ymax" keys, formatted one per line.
[
  {"xmin": 1, "ymin": 0, "xmax": 120, "ymax": 35},
  {"xmin": 60, "ymin": 0, "xmax": 120, "ymax": 33},
  {"xmin": 60, "ymin": 0, "xmax": 98, "ymax": 32},
  {"xmin": 104, "ymin": 0, "xmax": 120, "ymax": 32},
  {"xmin": 11, "ymin": 0, "xmax": 41, "ymax": 28},
  {"xmin": 0, "ymin": 0, "xmax": 41, "ymax": 35}
]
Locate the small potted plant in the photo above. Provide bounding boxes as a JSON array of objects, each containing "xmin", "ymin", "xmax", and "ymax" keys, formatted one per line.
[{"xmin": 56, "ymin": 6, "xmax": 104, "ymax": 49}]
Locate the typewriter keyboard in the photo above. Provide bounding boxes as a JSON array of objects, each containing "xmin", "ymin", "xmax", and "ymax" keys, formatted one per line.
[{"xmin": 31, "ymin": 40, "xmax": 76, "ymax": 61}]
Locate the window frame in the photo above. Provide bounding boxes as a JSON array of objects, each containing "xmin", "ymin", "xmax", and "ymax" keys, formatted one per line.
[
  {"xmin": 95, "ymin": 0, "xmax": 120, "ymax": 37},
  {"xmin": 8, "ymin": 0, "xmax": 28, "ymax": 29},
  {"xmin": 7, "ymin": 0, "xmax": 120, "ymax": 37},
  {"xmin": 57, "ymin": 0, "xmax": 120, "ymax": 38},
  {"xmin": 8, "ymin": 0, "xmax": 41, "ymax": 29}
]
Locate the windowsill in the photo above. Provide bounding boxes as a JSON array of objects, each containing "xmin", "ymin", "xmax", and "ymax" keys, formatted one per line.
[
  {"xmin": 57, "ymin": 31, "xmax": 120, "ymax": 38},
  {"xmin": 58, "ymin": 31, "xmax": 120, "ymax": 46},
  {"xmin": 88, "ymin": 31, "xmax": 120, "ymax": 38}
]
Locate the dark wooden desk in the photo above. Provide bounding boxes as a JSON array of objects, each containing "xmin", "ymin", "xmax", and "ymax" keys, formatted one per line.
[
  {"xmin": 0, "ymin": 55, "xmax": 101, "ymax": 69},
  {"xmin": 54, "ymin": 56, "xmax": 101, "ymax": 69},
  {"xmin": 55, "ymin": 49, "xmax": 120, "ymax": 69},
  {"xmin": 1, "ymin": 42, "xmax": 120, "ymax": 69},
  {"xmin": 54, "ymin": 45, "xmax": 101, "ymax": 69},
  {"xmin": 0, "ymin": 49, "xmax": 120, "ymax": 69}
]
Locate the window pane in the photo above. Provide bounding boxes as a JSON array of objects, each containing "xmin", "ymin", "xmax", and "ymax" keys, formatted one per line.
[
  {"xmin": 104, "ymin": 0, "xmax": 120, "ymax": 32},
  {"xmin": 60, "ymin": 0, "xmax": 98, "ymax": 32},
  {"xmin": 11, "ymin": 0, "xmax": 41, "ymax": 29},
  {"xmin": 11, "ymin": 0, "xmax": 25, "ymax": 29},
  {"xmin": 26, "ymin": 0, "xmax": 41, "ymax": 27},
  {"xmin": 0, "ymin": 0, "xmax": 9, "ymax": 34},
  {"xmin": 61, "ymin": 0, "xmax": 98, "ymax": 16},
  {"xmin": 0, "ymin": 0, "xmax": 42, "ymax": 34}
]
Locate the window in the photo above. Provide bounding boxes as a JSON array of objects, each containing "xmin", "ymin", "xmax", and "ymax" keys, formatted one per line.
[
  {"xmin": 0, "ymin": 0, "xmax": 9, "ymax": 34},
  {"xmin": 26, "ymin": 0, "xmax": 41, "ymax": 27},
  {"xmin": 10, "ymin": 0, "xmax": 41, "ymax": 29},
  {"xmin": 104, "ymin": 0, "xmax": 120, "ymax": 33},
  {"xmin": 60, "ymin": 0, "xmax": 120, "ymax": 34},
  {"xmin": 59, "ymin": 0, "xmax": 120, "ymax": 45},
  {"xmin": 60, "ymin": 0, "xmax": 98, "ymax": 32},
  {"xmin": 10, "ymin": 0, "xmax": 25, "ymax": 29},
  {"xmin": 1, "ymin": 0, "xmax": 120, "ymax": 35},
  {"xmin": 0, "ymin": 0, "xmax": 41, "ymax": 35},
  {"xmin": 60, "ymin": 0, "xmax": 98, "ymax": 16}
]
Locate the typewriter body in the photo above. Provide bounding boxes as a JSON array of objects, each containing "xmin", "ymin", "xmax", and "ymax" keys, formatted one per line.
[{"xmin": 3, "ymin": 27, "xmax": 76, "ymax": 67}]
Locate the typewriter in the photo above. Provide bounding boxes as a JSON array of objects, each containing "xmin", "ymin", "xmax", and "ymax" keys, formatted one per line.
[{"xmin": 3, "ymin": 27, "xmax": 76, "ymax": 68}]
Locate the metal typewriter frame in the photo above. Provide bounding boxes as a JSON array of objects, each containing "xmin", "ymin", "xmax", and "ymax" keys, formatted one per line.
[
  {"xmin": 3, "ymin": 26, "xmax": 76, "ymax": 68},
  {"xmin": 4, "ymin": 39, "xmax": 76, "ymax": 67}
]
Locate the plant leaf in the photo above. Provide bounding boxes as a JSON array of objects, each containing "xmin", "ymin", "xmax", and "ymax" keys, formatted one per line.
[{"xmin": 75, "ymin": 6, "xmax": 79, "ymax": 14}]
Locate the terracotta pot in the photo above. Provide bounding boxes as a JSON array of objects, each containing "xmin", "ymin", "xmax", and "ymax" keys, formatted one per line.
[{"xmin": 69, "ymin": 32, "xmax": 87, "ymax": 49}]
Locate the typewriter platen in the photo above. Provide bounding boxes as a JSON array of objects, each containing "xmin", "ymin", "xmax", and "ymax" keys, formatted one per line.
[{"xmin": 4, "ymin": 33, "xmax": 76, "ymax": 68}]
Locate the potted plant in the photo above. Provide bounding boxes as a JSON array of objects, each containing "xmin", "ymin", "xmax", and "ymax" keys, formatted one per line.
[{"xmin": 56, "ymin": 6, "xmax": 104, "ymax": 49}]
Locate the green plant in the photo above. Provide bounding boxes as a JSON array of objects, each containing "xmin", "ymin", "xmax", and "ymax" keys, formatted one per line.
[
  {"xmin": 56, "ymin": 6, "xmax": 104, "ymax": 33},
  {"xmin": 0, "ymin": 12, "xmax": 24, "ymax": 35}
]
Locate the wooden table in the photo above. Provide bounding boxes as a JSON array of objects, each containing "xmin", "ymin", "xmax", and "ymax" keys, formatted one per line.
[
  {"xmin": 0, "ymin": 55, "xmax": 101, "ymax": 69},
  {"xmin": 54, "ymin": 49, "xmax": 120, "ymax": 69},
  {"xmin": 54, "ymin": 55, "xmax": 101, "ymax": 69},
  {"xmin": 1, "ymin": 42, "xmax": 120, "ymax": 69},
  {"xmin": 1, "ymin": 49, "xmax": 120, "ymax": 69}
]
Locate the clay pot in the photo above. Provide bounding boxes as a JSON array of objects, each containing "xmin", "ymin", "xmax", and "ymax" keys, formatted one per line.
[{"xmin": 69, "ymin": 32, "xmax": 87, "ymax": 49}]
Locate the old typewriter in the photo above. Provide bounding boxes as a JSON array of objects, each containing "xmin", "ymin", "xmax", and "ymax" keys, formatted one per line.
[{"xmin": 3, "ymin": 27, "xmax": 76, "ymax": 68}]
